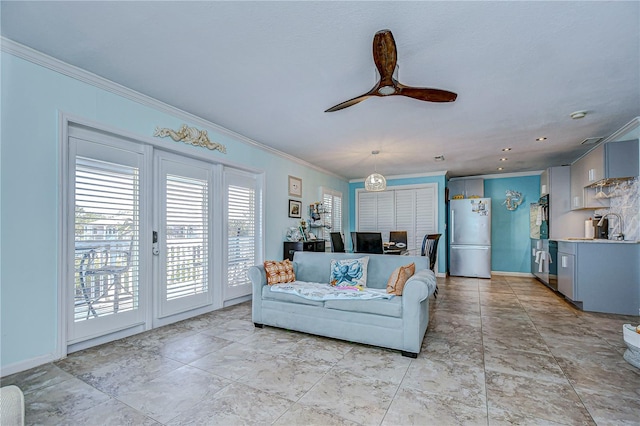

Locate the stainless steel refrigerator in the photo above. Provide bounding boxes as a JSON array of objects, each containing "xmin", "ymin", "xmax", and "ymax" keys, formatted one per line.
[{"xmin": 449, "ymin": 198, "xmax": 491, "ymax": 278}]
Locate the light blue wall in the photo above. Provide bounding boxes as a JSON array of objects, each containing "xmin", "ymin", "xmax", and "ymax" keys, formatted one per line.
[
  {"xmin": 0, "ymin": 52, "xmax": 348, "ymax": 370},
  {"xmin": 349, "ymin": 175, "xmax": 447, "ymax": 273},
  {"xmin": 484, "ymin": 175, "xmax": 540, "ymax": 273}
]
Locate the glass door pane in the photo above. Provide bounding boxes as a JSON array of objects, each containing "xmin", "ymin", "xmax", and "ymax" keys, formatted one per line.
[{"xmin": 157, "ymin": 153, "xmax": 213, "ymax": 317}]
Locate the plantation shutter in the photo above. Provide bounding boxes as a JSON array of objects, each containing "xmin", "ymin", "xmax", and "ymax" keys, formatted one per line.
[
  {"xmin": 321, "ymin": 188, "xmax": 343, "ymax": 242},
  {"xmin": 356, "ymin": 183, "xmax": 438, "ymax": 255},
  {"xmin": 225, "ymin": 170, "xmax": 259, "ymax": 300},
  {"xmin": 164, "ymin": 174, "xmax": 208, "ymax": 301},
  {"xmin": 415, "ymin": 187, "xmax": 437, "ymax": 250},
  {"xmin": 394, "ymin": 189, "xmax": 415, "ymax": 250}
]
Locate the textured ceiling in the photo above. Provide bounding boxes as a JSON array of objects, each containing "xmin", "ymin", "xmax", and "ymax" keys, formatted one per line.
[{"xmin": 2, "ymin": 1, "xmax": 639, "ymax": 179}]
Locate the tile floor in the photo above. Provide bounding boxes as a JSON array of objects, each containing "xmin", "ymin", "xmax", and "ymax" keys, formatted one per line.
[{"xmin": 3, "ymin": 275, "xmax": 640, "ymax": 425}]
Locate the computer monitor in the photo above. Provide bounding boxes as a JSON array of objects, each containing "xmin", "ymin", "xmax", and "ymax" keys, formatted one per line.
[{"xmin": 354, "ymin": 232, "xmax": 383, "ymax": 254}]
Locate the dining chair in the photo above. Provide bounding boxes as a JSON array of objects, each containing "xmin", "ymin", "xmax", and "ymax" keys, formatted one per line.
[
  {"xmin": 421, "ymin": 234, "xmax": 441, "ymax": 297},
  {"xmin": 330, "ymin": 232, "xmax": 345, "ymax": 252}
]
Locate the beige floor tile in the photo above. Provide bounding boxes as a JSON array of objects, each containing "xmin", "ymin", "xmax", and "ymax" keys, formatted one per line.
[
  {"xmin": 166, "ymin": 382, "xmax": 292, "ymax": 425},
  {"xmin": 298, "ymin": 370, "xmax": 398, "ymax": 425},
  {"xmin": 382, "ymin": 386, "xmax": 488, "ymax": 426},
  {"xmin": 401, "ymin": 357, "xmax": 486, "ymax": 406},
  {"xmin": 116, "ymin": 365, "xmax": 231, "ymax": 423},
  {"xmin": 274, "ymin": 403, "xmax": 359, "ymax": 426},
  {"xmin": 483, "ymin": 345, "xmax": 567, "ymax": 384},
  {"xmin": 486, "ymin": 371, "xmax": 594, "ymax": 425}
]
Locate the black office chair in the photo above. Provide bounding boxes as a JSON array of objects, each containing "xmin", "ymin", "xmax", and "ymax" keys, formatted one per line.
[
  {"xmin": 421, "ymin": 234, "xmax": 441, "ymax": 298},
  {"xmin": 354, "ymin": 232, "xmax": 384, "ymax": 254},
  {"xmin": 330, "ymin": 232, "xmax": 345, "ymax": 252},
  {"xmin": 389, "ymin": 231, "xmax": 408, "ymax": 247}
]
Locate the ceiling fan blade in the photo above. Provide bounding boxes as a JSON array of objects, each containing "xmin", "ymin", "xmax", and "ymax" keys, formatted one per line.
[
  {"xmin": 396, "ymin": 85, "xmax": 457, "ymax": 103},
  {"xmin": 324, "ymin": 93, "xmax": 374, "ymax": 112},
  {"xmin": 372, "ymin": 29, "xmax": 397, "ymax": 86}
]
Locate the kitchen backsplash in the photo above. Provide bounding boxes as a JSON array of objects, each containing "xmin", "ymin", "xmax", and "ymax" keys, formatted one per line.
[{"xmin": 595, "ymin": 178, "xmax": 639, "ymax": 241}]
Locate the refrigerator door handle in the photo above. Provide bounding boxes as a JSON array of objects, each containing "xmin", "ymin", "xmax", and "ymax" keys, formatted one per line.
[
  {"xmin": 450, "ymin": 210, "xmax": 455, "ymax": 244},
  {"xmin": 451, "ymin": 246, "xmax": 490, "ymax": 250}
]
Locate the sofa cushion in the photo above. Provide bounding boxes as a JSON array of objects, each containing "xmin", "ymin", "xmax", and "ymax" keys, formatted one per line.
[
  {"xmin": 330, "ymin": 256, "xmax": 369, "ymax": 287},
  {"xmin": 386, "ymin": 263, "xmax": 416, "ymax": 296},
  {"xmin": 264, "ymin": 259, "xmax": 295, "ymax": 285},
  {"xmin": 324, "ymin": 297, "xmax": 402, "ymax": 318}
]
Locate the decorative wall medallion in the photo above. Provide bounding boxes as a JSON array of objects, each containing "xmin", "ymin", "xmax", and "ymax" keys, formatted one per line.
[{"xmin": 154, "ymin": 124, "xmax": 227, "ymax": 153}]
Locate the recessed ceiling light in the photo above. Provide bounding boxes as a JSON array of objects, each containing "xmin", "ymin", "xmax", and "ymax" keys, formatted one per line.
[
  {"xmin": 502, "ymin": 147, "xmax": 512, "ymax": 151},
  {"xmin": 499, "ymin": 158, "xmax": 508, "ymax": 161},
  {"xmin": 570, "ymin": 110, "xmax": 587, "ymax": 119},
  {"xmin": 497, "ymin": 167, "xmax": 504, "ymax": 171},
  {"xmin": 536, "ymin": 137, "xmax": 547, "ymax": 141}
]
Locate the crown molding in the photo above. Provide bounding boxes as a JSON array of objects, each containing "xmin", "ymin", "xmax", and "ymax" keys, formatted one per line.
[
  {"xmin": 349, "ymin": 170, "xmax": 447, "ymax": 183},
  {"xmin": 450, "ymin": 170, "xmax": 543, "ymax": 181},
  {"xmin": 1, "ymin": 36, "xmax": 344, "ymax": 180}
]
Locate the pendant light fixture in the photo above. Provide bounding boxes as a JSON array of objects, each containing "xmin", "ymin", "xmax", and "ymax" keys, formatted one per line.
[{"xmin": 364, "ymin": 150, "xmax": 387, "ymax": 192}]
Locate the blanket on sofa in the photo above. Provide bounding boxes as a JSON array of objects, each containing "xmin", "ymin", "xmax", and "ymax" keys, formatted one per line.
[{"xmin": 269, "ymin": 281, "xmax": 394, "ymax": 301}]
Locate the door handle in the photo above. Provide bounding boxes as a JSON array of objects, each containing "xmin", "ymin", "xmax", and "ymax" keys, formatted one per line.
[{"xmin": 152, "ymin": 231, "xmax": 159, "ymax": 255}]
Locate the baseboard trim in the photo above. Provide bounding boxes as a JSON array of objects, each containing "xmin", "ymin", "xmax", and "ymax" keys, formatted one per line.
[
  {"xmin": 491, "ymin": 271, "xmax": 534, "ymax": 277},
  {"xmin": 1, "ymin": 353, "xmax": 58, "ymax": 378}
]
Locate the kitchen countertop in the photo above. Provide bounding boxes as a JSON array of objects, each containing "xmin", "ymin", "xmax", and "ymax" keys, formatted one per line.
[{"xmin": 554, "ymin": 238, "xmax": 640, "ymax": 244}]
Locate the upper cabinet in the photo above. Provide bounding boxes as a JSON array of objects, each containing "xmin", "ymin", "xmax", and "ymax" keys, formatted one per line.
[
  {"xmin": 570, "ymin": 139, "xmax": 639, "ymax": 210},
  {"xmin": 448, "ymin": 178, "xmax": 484, "ymax": 200},
  {"xmin": 540, "ymin": 169, "xmax": 549, "ymax": 195}
]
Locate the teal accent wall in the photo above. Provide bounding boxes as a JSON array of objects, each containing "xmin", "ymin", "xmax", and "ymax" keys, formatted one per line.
[
  {"xmin": 484, "ymin": 175, "xmax": 540, "ymax": 273},
  {"xmin": 349, "ymin": 175, "xmax": 447, "ymax": 273},
  {"xmin": 0, "ymin": 51, "xmax": 348, "ymax": 371}
]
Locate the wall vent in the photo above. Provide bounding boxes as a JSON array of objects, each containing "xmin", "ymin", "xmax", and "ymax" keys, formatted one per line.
[{"xmin": 581, "ymin": 137, "xmax": 603, "ymax": 145}]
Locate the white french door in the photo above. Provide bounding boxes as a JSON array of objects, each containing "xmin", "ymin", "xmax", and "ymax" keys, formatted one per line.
[
  {"xmin": 155, "ymin": 152, "xmax": 214, "ymax": 318},
  {"xmin": 65, "ymin": 123, "xmax": 263, "ymax": 349},
  {"xmin": 67, "ymin": 134, "xmax": 150, "ymax": 344}
]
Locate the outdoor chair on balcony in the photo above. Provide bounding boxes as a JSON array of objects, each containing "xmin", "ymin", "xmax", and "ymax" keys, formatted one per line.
[{"xmin": 76, "ymin": 241, "xmax": 133, "ymax": 319}]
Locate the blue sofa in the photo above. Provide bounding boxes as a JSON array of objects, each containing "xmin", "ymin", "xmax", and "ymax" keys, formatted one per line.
[{"xmin": 248, "ymin": 251, "xmax": 437, "ymax": 357}]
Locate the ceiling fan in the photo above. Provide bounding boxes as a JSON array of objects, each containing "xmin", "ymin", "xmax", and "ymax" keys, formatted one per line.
[{"xmin": 325, "ymin": 29, "xmax": 457, "ymax": 112}]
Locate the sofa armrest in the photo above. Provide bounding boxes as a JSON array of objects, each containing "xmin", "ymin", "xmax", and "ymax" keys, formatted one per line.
[
  {"xmin": 401, "ymin": 268, "xmax": 436, "ymax": 353},
  {"xmin": 248, "ymin": 265, "xmax": 267, "ymax": 324},
  {"xmin": 402, "ymin": 269, "xmax": 436, "ymax": 302}
]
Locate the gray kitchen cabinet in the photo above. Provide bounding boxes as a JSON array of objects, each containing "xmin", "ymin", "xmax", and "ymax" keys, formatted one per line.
[
  {"xmin": 448, "ymin": 178, "xmax": 483, "ymax": 199},
  {"xmin": 605, "ymin": 139, "xmax": 639, "ymax": 179},
  {"xmin": 557, "ymin": 243, "xmax": 576, "ymax": 301},
  {"xmin": 546, "ymin": 166, "xmax": 583, "ymax": 238},
  {"xmin": 571, "ymin": 139, "xmax": 639, "ymax": 210},
  {"xmin": 556, "ymin": 241, "xmax": 640, "ymax": 315},
  {"xmin": 540, "ymin": 169, "xmax": 549, "ymax": 195}
]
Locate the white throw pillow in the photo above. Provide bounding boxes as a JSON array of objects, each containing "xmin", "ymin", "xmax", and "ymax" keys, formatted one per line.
[{"xmin": 330, "ymin": 257, "xmax": 369, "ymax": 287}]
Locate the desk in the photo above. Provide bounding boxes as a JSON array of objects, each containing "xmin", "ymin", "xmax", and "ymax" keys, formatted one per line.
[
  {"xmin": 383, "ymin": 248, "xmax": 408, "ymax": 255},
  {"xmin": 283, "ymin": 240, "xmax": 326, "ymax": 261}
]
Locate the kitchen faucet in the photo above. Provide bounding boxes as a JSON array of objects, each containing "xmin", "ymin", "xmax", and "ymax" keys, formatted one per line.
[{"xmin": 598, "ymin": 212, "xmax": 624, "ymax": 240}]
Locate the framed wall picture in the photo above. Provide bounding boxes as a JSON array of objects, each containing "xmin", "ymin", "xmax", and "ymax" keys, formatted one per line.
[
  {"xmin": 288, "ymin": 199, "xmax": 302, "ymax": 218},
  {"xmin": 288, "ymin": 175, "xmax": 302, "ymax": 197}
]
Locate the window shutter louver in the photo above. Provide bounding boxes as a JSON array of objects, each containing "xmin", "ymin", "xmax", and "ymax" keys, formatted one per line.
[
  {"xmin": 165, "ymin": 174, "xmax": 208, "ymax": 301},
  {"xmin": 74, "ymin": 156, "xmax": 140, "ymax": 321},
  {"xmin": 227, "ymin": 183, "xmax": 256, "ymax": 290}
]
